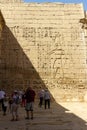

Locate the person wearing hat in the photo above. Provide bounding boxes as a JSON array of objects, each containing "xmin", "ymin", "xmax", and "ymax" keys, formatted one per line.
[{"xmin": 10, "ymin": 90, "xmax": 20, "ymax": 121}]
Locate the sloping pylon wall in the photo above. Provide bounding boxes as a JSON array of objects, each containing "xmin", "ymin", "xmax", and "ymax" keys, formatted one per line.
[{"xmin": 0, "ymin": 2, "xmax": 87, "ymax": 101}]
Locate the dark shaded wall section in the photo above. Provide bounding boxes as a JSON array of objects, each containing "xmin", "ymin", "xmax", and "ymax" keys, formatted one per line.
[
  {"xmin": 0, "ymin": 11, "xmax": 5, "ymax": 87},
  {"xmin": 0, "ymin": 25, "xmax": 46, "ymax": 94}
]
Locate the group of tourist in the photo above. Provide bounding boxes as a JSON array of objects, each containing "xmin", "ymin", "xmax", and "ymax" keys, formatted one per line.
[
  {"xmin": 0, "ymin": 86, "xmax": 51, "ymax": 121},
  {"xmin": 38, "ymin": 89, "xmax": 51, "ymax": 109}
]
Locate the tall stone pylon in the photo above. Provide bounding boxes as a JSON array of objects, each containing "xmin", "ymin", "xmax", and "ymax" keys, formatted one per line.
[
  {"xmin": 0, "ymin": 2, "xmax": 87, "ymax": 101},
  {"xmin": 0, "ymin": 0, "xmax": 22, "ymax": 3}
]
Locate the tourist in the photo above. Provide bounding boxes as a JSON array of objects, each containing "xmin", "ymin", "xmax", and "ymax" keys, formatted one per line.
[
  {"xmin": 21, "ymin": 90, "xmax": 26, "ymax": 107},
  {"xmin": 8, "ymin": 96, "xmax": 13, "ymax": 113},
  {"xmin": 38, "ymin": 89, "xmax": 44, "ymax": 107},
  {"xmin": 44, "ymin": 89, "xmax": 51, "ymax": 109},
  {"xmin": 25, "ymin": 86, "xmax": 36, "ymax": 120},
  {"xmin": 2, "ymin": 94, "xmax": 9, "ymax": 115},
  {"xmin": 0, "ymin": 89, "xmax": 5, "ymax": 111},
  {"xmin": 10, "ymin": 90, "xmax": 20, "ymax": 121}
]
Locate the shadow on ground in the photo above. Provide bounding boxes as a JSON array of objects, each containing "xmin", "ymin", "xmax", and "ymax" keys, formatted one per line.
[{"xmin": 0, "ymin": 25, "xmax": 87, "ymax": 130}]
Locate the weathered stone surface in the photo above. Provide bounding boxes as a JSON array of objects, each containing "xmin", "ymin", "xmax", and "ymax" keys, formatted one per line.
[
  {"xmin": 0, "ymin": 10, "xmax": 5, "ymax": 32},
  {"xmin": 0, "ymin": 10, "xmax": 5, "ymax": 72},
  {"xmin": 0, "ymin": 1, "xmax": 87, "ymax": 101},
  {"xmin": 0, "ymin": 0, "xmax": 22, "ymax": 3}
]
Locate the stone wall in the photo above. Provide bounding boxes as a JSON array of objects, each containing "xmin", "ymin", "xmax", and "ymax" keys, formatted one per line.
[
  {"xmin": 0, "ymin": 10, "xmax": 5, "ymax": 74},
  {"xmin": 0, "ymin": 0, "xmax": 23, "ymax": 3},
  {"xmin": 0, "ymin": 11, "xmax": 5, "ymax": 94},
  {"xmin": 0, "ymin": 10, "xmax": 5, "ymax": 33},
  {"xmin": 0, "ymin": 1, "xmax": 87, "ymax": 101}
]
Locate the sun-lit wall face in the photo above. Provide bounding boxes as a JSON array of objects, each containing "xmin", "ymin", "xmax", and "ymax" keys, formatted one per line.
[{"xmin": 0, "ymin": 2, "xmax": 87, "ymax": 101}]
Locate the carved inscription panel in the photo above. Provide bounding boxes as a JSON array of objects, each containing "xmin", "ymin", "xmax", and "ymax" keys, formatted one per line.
[{"xmin": 2, "ymin": 25, "xmax": 86, "ymax": 89}]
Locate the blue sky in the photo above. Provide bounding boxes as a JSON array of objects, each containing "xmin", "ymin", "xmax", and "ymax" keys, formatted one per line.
[{"xmin": 24, "ymin": 0, "xmax": 87, "ymax": 10}]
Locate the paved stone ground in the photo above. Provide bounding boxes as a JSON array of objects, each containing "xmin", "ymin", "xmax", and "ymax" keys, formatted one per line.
[{"xmin": 0, "ymin": 101, "xmax": 87, "ymax": 130}]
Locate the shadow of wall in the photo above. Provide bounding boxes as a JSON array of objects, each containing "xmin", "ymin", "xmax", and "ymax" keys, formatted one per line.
[
  {"xmin": 0, "ymin": 7, "xmax": 87, "ymax": 130},
  {"xmin": 0, "ymin": 25, "xmax": 47, "ymax": 94}
]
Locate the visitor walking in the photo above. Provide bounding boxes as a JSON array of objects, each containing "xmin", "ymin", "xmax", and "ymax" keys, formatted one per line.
[
  {"xmin": 44, "ymin": 89, "xmax": 51, "ymax": 109},
  {"xmin": 38, "ymin": 89, "xmax": 44, "ymax": 107},
  {"xmin": 0, "ymin": 89, "xmax": 5, "ymax": 111},
  {"xmin": 2, "ymin": 94, "xmax": 9, "ymax": 115},
  {"xmin": 10, "ymin": 90, "xmax": 20, "ymax": 121},
  {"xmin": 25, "ymin": 86, "xmax": 36, "ymax": 120},
  {"xmin": 21, "ymin": 90, "xmax": 26, "ymax": 107}
]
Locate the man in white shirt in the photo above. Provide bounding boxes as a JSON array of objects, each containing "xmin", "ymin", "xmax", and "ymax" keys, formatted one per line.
[
  {"xmin": 0, "ymin": 89, "xmax": 5, "ymax": 99},
  {"xmin": 0, "ymin": 89, "xmax": 5, "ymax": 111}
]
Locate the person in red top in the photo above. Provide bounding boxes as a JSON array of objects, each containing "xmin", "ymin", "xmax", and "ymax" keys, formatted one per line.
[{"xmin": 25, "ymin": 86, "xmax": 36, "ymax": 120}]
